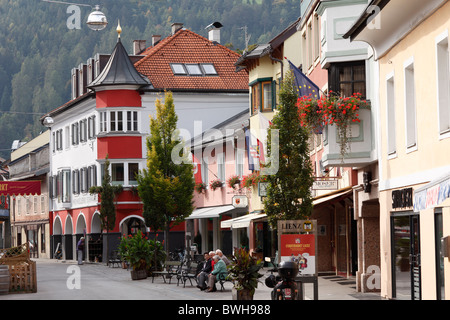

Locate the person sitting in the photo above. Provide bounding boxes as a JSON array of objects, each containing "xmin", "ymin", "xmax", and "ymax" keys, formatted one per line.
[
  {"xmin": 197, "ymin": 252, "xmax": 213, "ymax": 290},
  {"xmin": 206, "ymin": 255, "xmax": 228, "ymax": 292},
  {"xmin": 215, "ymin": 249, "xmax": 231, "ymax": 265}
]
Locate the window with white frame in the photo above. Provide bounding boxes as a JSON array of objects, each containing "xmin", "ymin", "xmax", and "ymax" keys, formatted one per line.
[
  {"xmin": 386, "ymin": 73, "xmax": 396, "ymax": 156},
  {"xmin": 71, "ymin": 122, "xmax": 79, "ymax": 145},
  {"xmin": 127, "ymin": 111, "xmax": 138, "ymax": 132},
  {"xmin": 79, "ymin": 119, "xmax": 87, "ymax": 143},
  {"xmin": 235, "ymin": 149, "xmax": 244, "ymax": 178},
  {"xmin": 88, "ymin": 115, "xmax": 96, "ymax": 139},
  {"xmin": 201, "ymin": 157, "xmax": 209, "ymax": 184},
  {"xmin": 99, "ymin": 111, "xmax": 107, "ymax": 133},
  {"xmin": 217, "ymin": 152, "xmax": 225, "ymax": 182},
  {"xmin": 101, "ymin": 162, "xmax": 139, "ymax": 186},
  {"xmin": 404, "ymin": 59, "xmax": 417, "ymax": 150},
  {"xmin": 436, "ymin": 31, "xmax": 450, "ymax": 135}
]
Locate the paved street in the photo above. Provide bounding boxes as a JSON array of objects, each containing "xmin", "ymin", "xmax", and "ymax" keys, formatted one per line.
[{"xmin": 0, "ymin": 259, "xmax": 383, "ymax": 301}]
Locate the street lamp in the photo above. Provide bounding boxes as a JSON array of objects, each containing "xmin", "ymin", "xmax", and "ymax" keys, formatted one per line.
[
  {"xmin": 86, "ymin": 5, "xmax": 108, "ymax": 31},
  {"xmin": 42, "ymin": 0, "xmax": 108, "ymax": 31}
]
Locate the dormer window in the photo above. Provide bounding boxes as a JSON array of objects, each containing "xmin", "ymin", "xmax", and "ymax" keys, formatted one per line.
[{"xmin": 170, "ymin": 63, "xmax": 218, "ymax": 76}]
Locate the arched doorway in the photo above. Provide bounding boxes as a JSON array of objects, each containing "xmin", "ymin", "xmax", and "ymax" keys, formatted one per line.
[
  {"xmin": 52, "ymin": 216, "xmax": 63, "ymax": 259},
  {"xmin": 119, "ymin": 215, "xmax": 146, "ymax": 236},
  {"xmin": 65, "ymin": 215, "xmax": 73, "ymax": 260},
  {"xmin": 90, "ymin": 211, "xmax": 103, "ymax": 262}
]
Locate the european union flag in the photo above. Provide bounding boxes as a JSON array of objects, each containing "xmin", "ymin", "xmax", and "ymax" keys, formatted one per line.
[{"xmin": 287, "ymin": 59, "xmax": 320, "ymax": 99}]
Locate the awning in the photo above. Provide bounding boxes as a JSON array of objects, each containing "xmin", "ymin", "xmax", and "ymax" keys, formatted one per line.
[
  {"xmin": 414, "ymin": 172, "xmax": 450, "ymax": 212},
  {"xmin": 0, "ymin": 181, "xmax": 41, "ymax": 197},
  {"xmin": 186, "ymin": 205, "xmax": 235, "ymax": 220},
  {"xmin": 221, "ymin": 213, "xmax": 267, "ymax": 229},
  {"xmin": 313, "ymin": 188, "xmax": 353, "ymax": 206}
]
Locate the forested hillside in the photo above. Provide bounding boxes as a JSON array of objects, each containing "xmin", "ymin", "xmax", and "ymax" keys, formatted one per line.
[{"xmin": 0, "ymin": 0, "xmax": 300, "ymax": 159}]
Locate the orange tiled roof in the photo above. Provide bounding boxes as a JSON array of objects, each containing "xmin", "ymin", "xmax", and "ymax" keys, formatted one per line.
[{"xmin": 134, "ymin": 29, "xmax": 249, "ymax": 91}]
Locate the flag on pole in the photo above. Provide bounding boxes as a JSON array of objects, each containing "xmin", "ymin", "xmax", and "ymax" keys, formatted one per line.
[
  {"xmin": 245, "ymin": 128, "xmax": 263, "ymax": 171},
  {"xmin": 258, "ymin": 113, "xmax": 273, "ymax": 163},
  {"xmin": 286, "ymin": 59, "xmax": 320, "ymax": 99}
]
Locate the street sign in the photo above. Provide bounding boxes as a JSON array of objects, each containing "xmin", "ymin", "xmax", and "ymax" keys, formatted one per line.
[{"xmin": 312, "ymin": 179, "xmax": 338, "ymax": 190}]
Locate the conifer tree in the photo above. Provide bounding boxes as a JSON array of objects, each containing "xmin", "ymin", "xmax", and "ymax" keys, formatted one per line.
[
  {"xmin": 263, "ymin": 71, "xmax": 314, "ymax": 228},
  {"xmin": 137, "ymin": 91, "xmax": 195, "ymax": 254}
]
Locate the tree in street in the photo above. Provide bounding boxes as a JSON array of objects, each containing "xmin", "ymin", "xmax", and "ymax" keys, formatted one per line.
[
  {"xmin": 263, "ymin": 71, "xmax": 314, "ymax": 228},
  {"xmin": 137, "ymin": 91, "xmax": 195, "ymax": 254}
]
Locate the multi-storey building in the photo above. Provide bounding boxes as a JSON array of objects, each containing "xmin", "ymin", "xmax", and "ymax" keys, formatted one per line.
[
  {"xmin": 346, "ymin": 0, "xmax": 450, "ymax": 300},
  {"xmin": 235, "ymin": 1, "xmax": 379, "ymax": 290},
  {"xmin": 41, "ymin": 22, "xmax": 248, "ymax": 262},
  {"xmin": 6, "ymin": 131, "xmax": 50, "ymax": 258}
]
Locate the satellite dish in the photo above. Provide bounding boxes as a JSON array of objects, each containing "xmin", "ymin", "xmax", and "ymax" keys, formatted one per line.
[{"xmin": 86, "ymin": 5, "xmax": 108, "ymax": 31}]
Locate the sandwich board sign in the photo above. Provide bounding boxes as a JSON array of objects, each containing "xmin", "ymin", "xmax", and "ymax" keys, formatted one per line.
[{"xmin": 277, "ymin": 219, "xmax": 318, "ymax": 276}]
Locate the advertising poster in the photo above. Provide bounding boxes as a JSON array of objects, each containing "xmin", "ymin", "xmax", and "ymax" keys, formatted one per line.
[{"xmin": 280, "ymin": 234, "xmax": 316, "ymax": 275}]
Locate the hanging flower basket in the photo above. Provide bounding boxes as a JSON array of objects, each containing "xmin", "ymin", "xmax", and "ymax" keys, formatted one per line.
[
  {"xmin": 209, "ymin": 179, "xmax": 223, "ymax": 191},
  {"xmin": 227, "ymin": 175, "xmax": 241, "ymax": 190},
  {"xmin": 195, "ymin": 182, "xmax": 207, "ymax": 193}
]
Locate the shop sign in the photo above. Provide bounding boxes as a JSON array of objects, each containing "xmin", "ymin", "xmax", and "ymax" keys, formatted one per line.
[
  {"xmin": 312, "ymin": 179, "xmax": 338, "ymax": 190},
  {"xmin": 392, "ymin": 188, "xmax": 413, "ymax": 209},
  {"xmin": 232, "ymin": 195, "xmax": 248, "ymax": 208},
  {"xmin": 0, "ymin": 181, "xmax": 41, "ymax": 197},
  {"xmin": 414, "ymin": 176, "xmax": 450, "ymax": 212}
]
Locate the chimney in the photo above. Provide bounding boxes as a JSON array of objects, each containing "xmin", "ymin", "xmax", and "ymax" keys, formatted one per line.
[
  {"xmin": 171, "ymin": 23, "xmax": 183, "ymax": 35},
  {"xmin": 152, "ymin": 35, "xmax": 161, "ymax": 46},
  {"xmin": 206, "ymin": 22, "xmax": 223, "ymax": 44},
  {"xmin": 133, "ymin": 40, "xmax": 147, "ymax": 55}
]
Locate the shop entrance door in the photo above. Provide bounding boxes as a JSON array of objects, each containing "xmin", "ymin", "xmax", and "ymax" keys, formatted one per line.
[{"xmin": 391, "ymin": 213, "xmax": 421, "ymax": 300}]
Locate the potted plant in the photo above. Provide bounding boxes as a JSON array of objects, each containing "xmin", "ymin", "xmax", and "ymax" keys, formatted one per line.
[
  {"xmin": 227, "ymin": 175, "xmax": 241, "ymax": 190},
  {"xmin": 118, "ymin": 230, "xmax": 151, "ymax": 280},
  {"xmin": 209, "ymin": 179, "xmax": 223, "ymax": 191},
  {"xmin": 194, "ymin": 182, "xmax": 207, "ymax": 193},
  {"xmin": 228, "ymin": 247, "xmax": 264, "ymax": 300},
  {"xmin": 148, "ymin": 236, "xmax": 166, "ymax": 275}
]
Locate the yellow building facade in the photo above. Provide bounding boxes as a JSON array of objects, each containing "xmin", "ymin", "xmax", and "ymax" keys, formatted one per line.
[{"xmin": 348, "ymin": 0, "xmax": 450, "ymax": 300}]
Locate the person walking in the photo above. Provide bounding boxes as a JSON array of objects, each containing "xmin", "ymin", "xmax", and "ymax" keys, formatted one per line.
[{"xmin": 77, "ymin": 237, "xmax": 85, "ymax": 265}]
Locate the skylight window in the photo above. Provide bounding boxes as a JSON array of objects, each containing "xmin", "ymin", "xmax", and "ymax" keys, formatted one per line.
[
  {"xmin": 185, "ymin": 64, "xmax": 203, "ymax": 75},
  {"xmin": 170, "ymin": 63, "xmax": 218, "ymax": 76},
  {"xmin": 170, "ymin": 63, "xmax": 187, "ymax": 75},
  {"xmin": 201, "ymin": 63, "xmax": 217, "ymax": 75}
]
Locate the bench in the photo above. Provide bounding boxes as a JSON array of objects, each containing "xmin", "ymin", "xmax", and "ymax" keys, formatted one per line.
[
  {"xmin": 151, "ymin": 260, "xmax": 182, "ymax": 284},
  {"xmin": 217, "ymin": 273, "xmax": 231, "ymax": 291},
  {"xmin": 179, "ymin": 261, "xmax": 199, "ymax": 288}
]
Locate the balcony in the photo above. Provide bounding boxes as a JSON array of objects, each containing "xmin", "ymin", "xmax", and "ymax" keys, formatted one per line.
[{"xmin": 321, "ymin": 106, "xmax": 375, "ymax": 168}]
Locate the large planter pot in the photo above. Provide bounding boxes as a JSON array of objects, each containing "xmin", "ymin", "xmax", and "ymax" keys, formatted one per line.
[
  {"xmin": 130, "ymin": 269, "xmax": 147, "ymax": 280},
  {"xmin": 232, "ymin": 287, "xmax": 254, "ymax": 300},
  {"xmin": 0, "ymin": 265, "xmax": 10, "ymax": 295}
]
